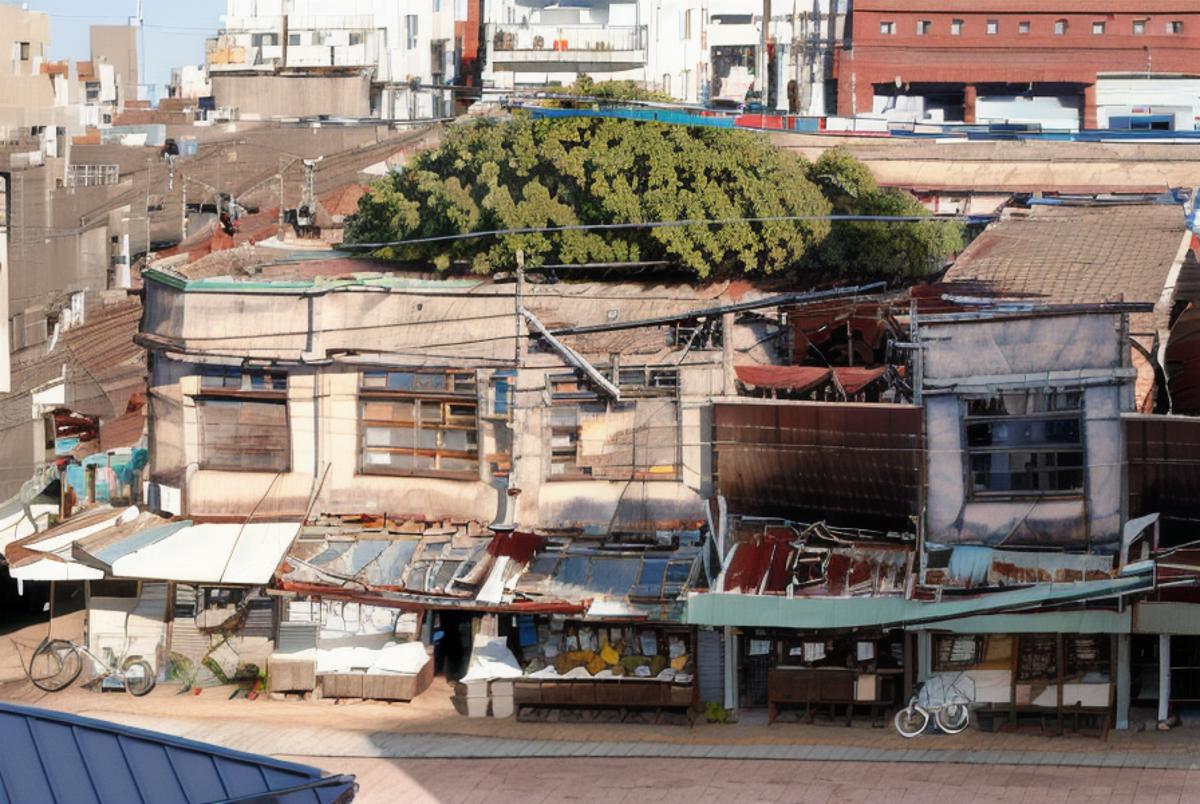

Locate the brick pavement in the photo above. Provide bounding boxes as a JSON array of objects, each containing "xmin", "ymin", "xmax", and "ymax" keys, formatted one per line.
[{"xmin": 279, "ymin": 757, "xmax": 1200, "ymax": 804}]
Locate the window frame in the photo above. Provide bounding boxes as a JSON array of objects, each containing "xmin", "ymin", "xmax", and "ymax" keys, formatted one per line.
[
  {"xmin": 546, "ymin": 367, "xmax": 681, "ymax": 481},
  {"xmin": 194, "ymin": 368, "xmax": 291, "ymax": 473},
  {"xmin": 1054, "ymin": 19, "xmax": 1068, "ymax": 35},
  {"xmin": 961, "ymin": 390, "xmax": 1086, "ymax": 500},
  {"xmin": 405, "ymin": 14, "xmax": 419, "ymax": 49},
  {"xmin": 986, "ymin": 19, "xmax": 999, "ymax": 35},
  {"xmin": 916, "ymin": 20, "xmax": 932, "ymax": 36},
  {"xmin": 1132, "ymin": 19, "xmax": 1146, "ymax": 36},
  {"xmin": 1168, "ymin": 20, "xmax": 1184, "ymax": 35},
  {"xmin": 1017, "ymin": 21, "xmax": 1031, "ymax": 35},
  {"xmin": 357, "ymin": 368, "xmax": 481, "ymax": 480},
  {"xmin": 950, "ymin": 19, "xmax": 963, "ymax": 36},
  {"xmin": 879, "ymin": 21, "xmax": 895, "ymax": 36},
  {"xmin": 19, "ymin": 41, "xmax": 31, "ymax": 61},
  {"xmin": 1092, "ymin": 21, "xmax": 1106, "ymax": 35}
]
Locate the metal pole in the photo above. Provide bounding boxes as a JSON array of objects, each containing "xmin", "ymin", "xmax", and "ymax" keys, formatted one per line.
[
  {"xmin": 1159, "ymin": 634, "xmax": 1171, "ymax": 724},
  {"xmin": 514, "ymin": 248, "xmax": 525, "ymax": 367},
  {"xmin": 181, "ymin": 180, "xmax": 187, "ymax": 240}
]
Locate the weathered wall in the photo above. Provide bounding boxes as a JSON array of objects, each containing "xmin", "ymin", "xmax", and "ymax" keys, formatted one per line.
[
  {"xmin": 922, "ymin": 313, "xmax": 1132, "ymax": 550},
  {"xmin": 211, "ymin": 74, "xmax": 373, "ymax": 119}
]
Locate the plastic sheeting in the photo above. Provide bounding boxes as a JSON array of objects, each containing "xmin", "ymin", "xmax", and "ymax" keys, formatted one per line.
[{"xmin": 460, "ymin": 635, "xmax": 523, "ymax": 682}]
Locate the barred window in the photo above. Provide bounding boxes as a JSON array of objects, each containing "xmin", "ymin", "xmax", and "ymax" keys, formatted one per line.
[
  {"xmin": 964, "ymin": 390, "xmax": 1084, "ymax": 497},
  {"xmin": 359, "ymin": 369, "xmax": 479, "ymax": 478}
]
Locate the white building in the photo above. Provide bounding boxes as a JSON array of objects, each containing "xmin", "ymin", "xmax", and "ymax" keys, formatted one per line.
[
  {"xmin": 208, "ymin": 0, "xmax": 461, "ymax": 120},
  {"xmin": 483, "ymin": 0, "xmax": 845, "ymax": 115}
]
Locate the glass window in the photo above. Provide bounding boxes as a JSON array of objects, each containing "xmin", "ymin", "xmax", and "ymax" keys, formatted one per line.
[
  {"xmin": 1018, "ymin": 21, "xmax": 1030, "ymax": 34},
  {"xmin": 879, "ymin": 21, "xmax": 895, "ymax": 35},
  {"xmin": 916, "ymin": 20, "xmax": 931, "ymax": 36},
  {"xmin": 1092, "ymin": 21, "xmax": 1105, "ymax": 35},
  {"xmin": 1132, "ymin": 20, "xmax": 1146, "ymax": 35},
  {"xmin": 1054, "ymin": 19, "xmax": 1068, "ymax": 35},
  {"xmin": 405, "ymin": 14, "xmax": 419, "ymax": 49},
  {"xmin": 359, "ymin": 370, "xmax": 479, "ymax": 477},
  {"xmin": 986, "ymin": 19, "xmax": 998, "ymax": 35},
  {"xmin": 964, "ymin": 391, "xmax": 1084, "ymax": 496},
  {"xmin": 1168, "ymin": 21, "xmax": 1184, "ymax": 34},
  {"xmin": 951, "ymin": 19, "xmax": 963, "ymax": 35},
  {"xmin": 19, "ymin": 42, "xmax": 30, "ymax": 61}
]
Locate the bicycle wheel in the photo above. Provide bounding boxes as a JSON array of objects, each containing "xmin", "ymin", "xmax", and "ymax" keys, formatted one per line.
[
  {"xmin": 936, "ymin": 703, "xmax": 970, "ymax": 734},
  {"xmin": 28, "ymin": 639, "xmax": 82, "ymax": 692},
  {"xmin": 122, "ymin": 659, "xmax": 156, "ymax": 697},
  {"xmin": 894, "ymin": 705, "xmax": 929, "ymax": 738}
]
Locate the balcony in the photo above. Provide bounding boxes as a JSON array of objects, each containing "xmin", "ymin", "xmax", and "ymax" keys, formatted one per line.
[{"xmin": 486, "ymin": 23, "xmax": 648, "ymax": 71}]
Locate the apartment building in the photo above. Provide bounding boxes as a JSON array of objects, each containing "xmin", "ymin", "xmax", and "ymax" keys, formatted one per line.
[{"xmin": 208, "ymin": 0, "xmax": 472, "ymax": 120}]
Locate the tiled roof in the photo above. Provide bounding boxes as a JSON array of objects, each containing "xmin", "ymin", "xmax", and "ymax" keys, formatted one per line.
[{"xmin": 943, "ymin": 202, "xmax": 1188, "ymax": 336}]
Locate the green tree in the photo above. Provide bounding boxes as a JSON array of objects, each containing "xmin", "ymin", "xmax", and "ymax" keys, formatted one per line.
[
  {"xmin": 807, "ymin": 147, "xmax": 964, "ymax": 279},
  {"xmin": 346, "ymin": 115, "xmax": 832, "ymax": 278}
]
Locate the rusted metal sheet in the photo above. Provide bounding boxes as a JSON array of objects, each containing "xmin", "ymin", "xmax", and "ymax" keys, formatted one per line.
[
  {"xmin": 1126, "ymin": 414, "xmax": 1200, "ymax": 547},
  {"xmin": 713, "ymin": 401, "xmax": 923, "ymax": 532}
]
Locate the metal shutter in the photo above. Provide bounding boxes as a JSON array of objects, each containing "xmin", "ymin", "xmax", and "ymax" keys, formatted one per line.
[{"xmin": 697, "ymin": 627, "xmax": 724, "ymax": 706}]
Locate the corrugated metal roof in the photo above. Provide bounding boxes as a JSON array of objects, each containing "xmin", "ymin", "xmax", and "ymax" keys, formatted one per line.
[{"xmin": 0, "ymin": 702, "xmax": 354, "ymax": 804}]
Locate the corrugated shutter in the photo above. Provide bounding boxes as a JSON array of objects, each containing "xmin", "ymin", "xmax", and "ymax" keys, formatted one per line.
[
  {"xmin": 276, "ymin": 621, "xmax": 318, "ymax": 654},
  {"xmin": 243, "ymin": 595, "xmax": 275, "ymax": 639},
  {"xmin": 697, "ymin": 627, "xmax": 724, "ymax": 706}
]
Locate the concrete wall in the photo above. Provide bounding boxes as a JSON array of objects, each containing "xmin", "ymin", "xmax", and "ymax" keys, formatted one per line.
[
  {"xmin": 211, "ymin": 73, "xmax": 373, "ymax": 119},
  {"xmin": 921, "ymin": 312, "xmax": 1133, "ymax": 551},
  {"xmin": 90, "ymin": 25, "xmax": 139, "ymax": 105}
]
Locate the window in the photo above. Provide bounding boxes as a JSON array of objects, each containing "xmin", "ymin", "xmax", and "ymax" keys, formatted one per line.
[
  {"xmin": 195, "ymin": 368, "xmax": 289, "ymax": 472},
  {"xmin": 85, "ymin": 81, "xmax": 100, "ymax": 102},
  {"xmin": 916, "ymin": 20, "xmax": 931, "ymax": 36},
  {"xmin": 986, "ymin": 19, "xmax": 998, "ymax": 35},
  {"xmin": 405, "ymin": 14, "xmax": 419, "ymax": 49},
  {"xmin": 433, "ymin": 0, "xmax": 441, "ymax": 11},
  {"xmin": 547, "ymin": 368, "xmax": 680, "ymax": 480},
  {"xmin": 359, "ymin": 369, "xmax": 479, "ymax": 477},
  {"xmin": 1092, "ymin": 21, "xmax": 1105, "ymax": 35},
  {"xmin": 1168, "ymin": 20, "xmax": 1184, "ymax": 35},
  {"xmin": 349, "ymin": 32, "xmax": 365, "ymax": 46},
  {"xmin": 662, "ymin": 73, "xmax": 671, "ymax": 95},
  {"xmin": 951, "ymin": 19, "xmax": 963, "ymax": 36},
  {"xmin": 1132, "ymin": 19, "xmax": 1146, "ymax": 35},
  {"xmin": 19, "ymin": 41, "xmax": 30, "ymax": 61},
  {"xmin": 288, "ymin": 33, "xmax": 302, "ymax": 46},
  {"xmin": 251, "ymin": 33, "xmax": 279, "ymax": 47},
  {"xmin": 879, "ymin": 21, "xmax": 895, "ymax": 35},
  {"xmin": 711, "ymin": 14, "xmax": 752, "ymax": 25},
  {"xmin": 964, "ymin": 390, "xmax": 1084, "ymax": 497},
  {"xmin": 1054, "ymin": 19, "xmax": 1068, "ymax": 35},
  {"xmin": 1018, "ymin": 21, "xmax": 1030, "ymax": 34}
]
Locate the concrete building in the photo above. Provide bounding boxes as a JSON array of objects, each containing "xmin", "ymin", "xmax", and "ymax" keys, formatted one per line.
[
  {"xmin": 838, "ymin": 0, "xmax": 1200, "ymax": 129},
  {"xmin": 89, "ymin": 25, "xmax": 140, "ymax": 106},
  {"xmin": 483, "ymin": 0, "xmax": 845, "ymax": 114},
  {"xmin": 207, "ymin": 0, "xmax": 470, "ymax": 120}
]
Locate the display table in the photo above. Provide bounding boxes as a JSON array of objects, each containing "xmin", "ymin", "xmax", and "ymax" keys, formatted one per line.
[
  {"xmin": 767, "ymin": 666, "xmax": 900, "ymax": 725},
  {"xmin": 513, "ymin": 677, "xmax": 696, "ymax": 724}
]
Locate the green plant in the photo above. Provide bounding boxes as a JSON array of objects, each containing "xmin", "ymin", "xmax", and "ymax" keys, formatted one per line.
[{"xmin": 704, "ymin": 701, "xmax": 733, "ymax": 724}]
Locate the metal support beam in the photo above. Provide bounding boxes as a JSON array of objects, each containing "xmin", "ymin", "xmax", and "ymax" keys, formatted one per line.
[
  {"xmin": 1159, "ymin": 634, "xmax": 1172, "ymax": 723},
  {"xmin": 522, "ymin": 308, "xmax": 621, "ymax": 400}
]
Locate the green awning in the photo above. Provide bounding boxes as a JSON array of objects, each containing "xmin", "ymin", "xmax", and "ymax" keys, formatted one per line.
[{"xmin": 685, "ymin": 572, "xmax": 1152, "ymax": 630}]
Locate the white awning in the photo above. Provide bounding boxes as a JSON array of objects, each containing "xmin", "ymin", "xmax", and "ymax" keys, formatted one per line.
[
  {"xmin": 6, "ymin": 507, "xmax": 140, "ymax": 582},
  {"xmin": 107, "ymin": 522, "xmax": 300, "ymax": 585}
]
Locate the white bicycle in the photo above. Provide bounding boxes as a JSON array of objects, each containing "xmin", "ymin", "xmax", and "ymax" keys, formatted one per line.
[{"xmin": 894, "ymin": 672, "xmax": 975, "ymax": 738}]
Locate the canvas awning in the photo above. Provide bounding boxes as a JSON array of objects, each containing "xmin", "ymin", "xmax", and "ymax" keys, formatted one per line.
[
  {"xmin": 734, "ymin": 365, "xmax": 832, "ymax": 393},
  {"xmin": 686, "ymin": 570, "xmax": 1154, "ymax": 630}
]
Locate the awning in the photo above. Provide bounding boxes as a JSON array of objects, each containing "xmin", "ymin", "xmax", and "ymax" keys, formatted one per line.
[
  {"xmin": 5, "ymin": 506, "xmax": 141, "ymax": 582},
  {"xmin": 833, "ymin": 366, "xmax": 890, "ymax": 395},
  {"xmin": 686, "ymin": 571, "xmax": 1154, "ymax": 630},
  {"xmin": 100, "ymin": 521, "xmax": 301, "ymax": 584},
  {"xmin": 734, "ymin": 365, "xmax": 831, "ymax": 393}
]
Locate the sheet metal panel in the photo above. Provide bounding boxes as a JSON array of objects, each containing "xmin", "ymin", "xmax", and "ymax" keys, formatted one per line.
[
  {"xmin": 0, "ymin": 702, "xmax": 352, "ymax": 804},
  {"xmin": 713, "ymin": 402, "xmax": 923, "ymax": 532},
  {"xmin": 1125, "ymin": 414, "xmax": 1200, "ymax": 547}
]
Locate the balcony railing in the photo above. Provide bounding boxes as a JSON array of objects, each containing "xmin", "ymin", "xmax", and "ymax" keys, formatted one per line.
[{"xmin": 488, "ymin": 23, "xmax": 647, "ymax": 58}]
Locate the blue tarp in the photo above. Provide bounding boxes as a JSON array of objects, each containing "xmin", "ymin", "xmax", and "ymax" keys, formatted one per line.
[{"xmin": 0, "ymin": 702, "xmax": 355, "ymax": 803}]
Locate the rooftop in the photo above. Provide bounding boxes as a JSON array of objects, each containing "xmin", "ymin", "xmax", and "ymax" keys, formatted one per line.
[{"xmin": 942, "ymin": 201, "xmax": 1189, "ymax": 338}]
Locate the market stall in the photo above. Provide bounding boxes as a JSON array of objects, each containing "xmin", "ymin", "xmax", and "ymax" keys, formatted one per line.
[{"xmin": 510, "ymin": 618, "xmax": 697, "ymax": 723}]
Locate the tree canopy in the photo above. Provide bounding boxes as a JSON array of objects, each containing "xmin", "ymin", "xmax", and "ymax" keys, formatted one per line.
[{"xmin": 345, "ymin": 115, "xmax": 963, "ymax": 280}]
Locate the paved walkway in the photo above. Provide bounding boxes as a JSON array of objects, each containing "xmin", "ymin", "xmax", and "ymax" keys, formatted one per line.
[{"xmin": 282, "ymin": 757, "xmax": 1200, "ymax": 804}]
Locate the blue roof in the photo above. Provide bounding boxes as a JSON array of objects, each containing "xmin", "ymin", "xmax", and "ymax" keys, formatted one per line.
[{"xmin": 0, "ymin": 703, "xmax": 355, "ymax": 804}]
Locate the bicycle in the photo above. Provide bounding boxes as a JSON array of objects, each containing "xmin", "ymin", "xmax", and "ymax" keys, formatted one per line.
[
  {"xmin": 894, "ymin": 672, "xmax": 975, "ymax": 738},
  {"xmin": 28, "ymin": 637, "xmax": 156, "ymax": 697}
]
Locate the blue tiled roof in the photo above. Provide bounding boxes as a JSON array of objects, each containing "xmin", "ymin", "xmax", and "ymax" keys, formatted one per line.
[{"xmin": 0, "ymin": 703, "xmax": 355, "ymax": 804}]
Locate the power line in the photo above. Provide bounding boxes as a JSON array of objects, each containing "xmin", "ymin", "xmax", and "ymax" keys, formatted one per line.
[{"xmin": 341, "ymin": 213, "xmax": 985, "ymax": 250}]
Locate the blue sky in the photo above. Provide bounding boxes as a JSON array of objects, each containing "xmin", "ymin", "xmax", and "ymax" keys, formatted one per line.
[{"xmin": 27, "ymin": 0, "xmax": 226, "ymax": 99}]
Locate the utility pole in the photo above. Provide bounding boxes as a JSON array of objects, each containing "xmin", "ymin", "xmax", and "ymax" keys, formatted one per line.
[{"xmin": 144, "ymin": 155, "xmax": 152, "ymax": 260}]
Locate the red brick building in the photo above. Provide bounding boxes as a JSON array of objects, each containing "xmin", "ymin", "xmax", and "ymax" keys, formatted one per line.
[{"xmin": 837, "ymin": 1, "xmax": 1200, "ymax": 127}]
